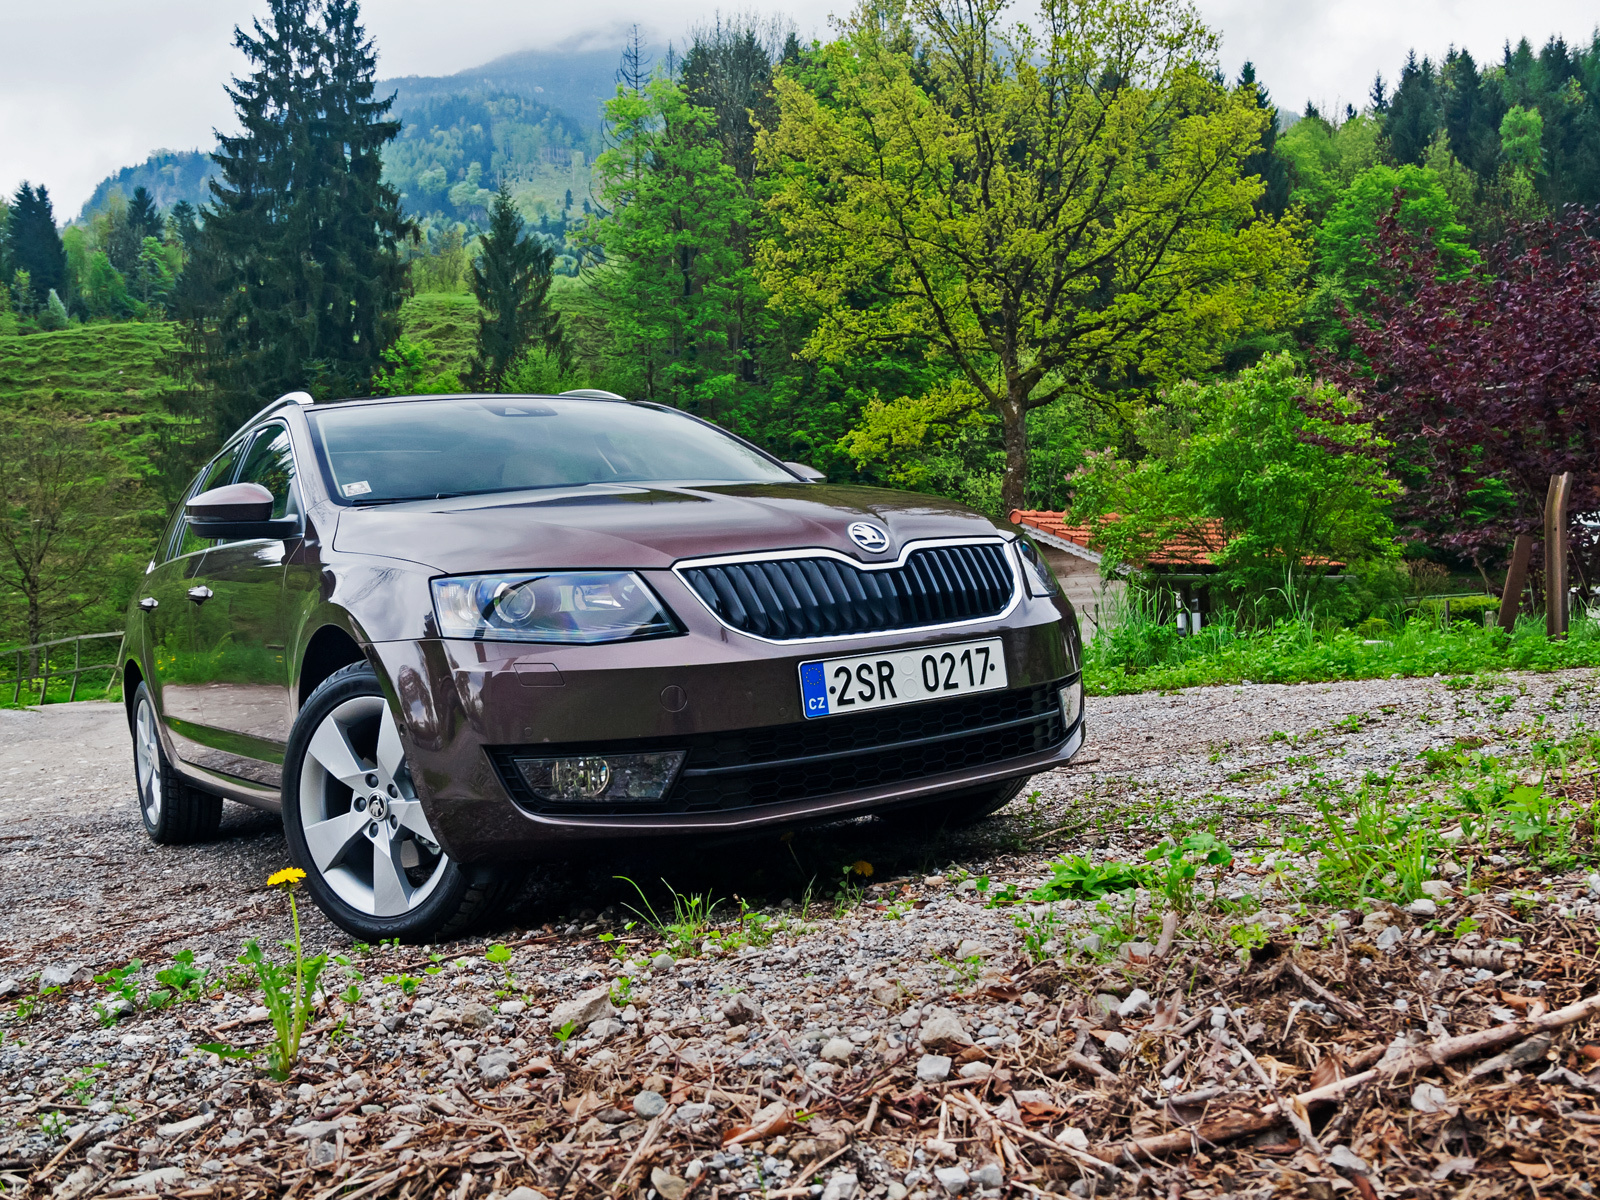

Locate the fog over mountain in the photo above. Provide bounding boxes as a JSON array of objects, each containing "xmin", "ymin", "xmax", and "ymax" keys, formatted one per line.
[{"xmin": 7, "ymin": 0, "xmax": 1599, "ymax": 213}]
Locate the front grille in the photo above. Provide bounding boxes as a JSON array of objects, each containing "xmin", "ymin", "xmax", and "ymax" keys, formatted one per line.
[
  {"xmin": 489, "ymin": 677, "xmax": 1073, "ymax": 817},
  {"xmin": 679, "ymin": 542, "xmax": 1015, "ymax": 641}
]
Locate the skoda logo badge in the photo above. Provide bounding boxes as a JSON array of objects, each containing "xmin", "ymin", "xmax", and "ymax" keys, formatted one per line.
[{"xmin": 847, "ymin": 521, "xmax": 890, "ymax": 553}]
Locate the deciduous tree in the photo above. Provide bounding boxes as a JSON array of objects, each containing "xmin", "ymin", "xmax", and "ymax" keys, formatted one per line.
[
  {"xmin": 1068, "ymin": 355, "xmax": 1398, "ymax": 602},
  {"xmin": 0, "ymin": 419, "xmax": 134, "ymax": 648},
  {"xmin": 758, "ymin": 0, "xmax": 1307, "ymax": 510},
  {"xmin": 1327, "ymin": 209, "xmax": 1600, "ymax": 567}
]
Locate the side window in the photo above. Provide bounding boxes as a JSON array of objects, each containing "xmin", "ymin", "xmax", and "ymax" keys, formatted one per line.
[
  {"xmin": 170, "ymin": 444, "xmax": 243, "ymax": 560},
  {"xmin": 235, "ymin": 425, "xmax": 299, "ymax": 522}
]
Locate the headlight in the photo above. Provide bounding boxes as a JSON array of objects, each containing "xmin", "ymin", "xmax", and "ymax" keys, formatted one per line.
[
  {"xmin": 1015, "ymin": 539, "xmax": 1060, "ymax": 597},
  {"xmin": 431, "ymin": 572, "xmax": 680, "ymax": 643},
  {"xmin": 513, "ymin": 751, "xmax": 686, "ymax": 803}
]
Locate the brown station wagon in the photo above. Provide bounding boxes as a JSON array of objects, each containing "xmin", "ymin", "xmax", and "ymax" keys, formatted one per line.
[{"xmin": 121, "ymin": 390, "xmax": 1085, "ymax": 939}]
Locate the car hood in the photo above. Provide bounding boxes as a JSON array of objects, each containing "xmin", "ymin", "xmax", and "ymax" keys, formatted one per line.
[{"xmin": 329, "ymin": 482, "xmax": 1008, "ymax": 572}]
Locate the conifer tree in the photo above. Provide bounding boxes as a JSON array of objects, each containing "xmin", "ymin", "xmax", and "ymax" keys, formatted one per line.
[
  {"xmin": 184, "ymin": 0, "xmax": 412, "ymax": 432},
  {"xmin": 6, "ymin": 184, "xmax": 67, "ymax": 312},
  {"xmin": 469, "ymin": 186, "xmax": 564, "ymax": 391}
]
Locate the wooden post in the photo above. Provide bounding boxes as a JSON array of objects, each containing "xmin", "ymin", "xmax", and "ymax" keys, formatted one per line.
[
  {"xmin": 68, "ymin": 637, "xmax": 82, "ymax": 703},
  {"xmin": 1546, "ymin": 471, "xmax": 1573, "ymax": 639},
  {"xmin": 1499, "ymin": 534, "xmax": 1535, "ymax": 633}
]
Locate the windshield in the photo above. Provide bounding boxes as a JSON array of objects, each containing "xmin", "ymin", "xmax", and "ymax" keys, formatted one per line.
[{"xmin": 307, "ymin": 397, "xmax": 794, "ymax": 503}]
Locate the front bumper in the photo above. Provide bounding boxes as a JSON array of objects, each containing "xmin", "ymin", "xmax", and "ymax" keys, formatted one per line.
[{"xmin": 369, "ymin": 596, "xmax": 1080, "ymax": 862}]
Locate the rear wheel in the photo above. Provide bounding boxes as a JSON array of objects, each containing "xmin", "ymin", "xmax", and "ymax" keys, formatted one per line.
[
  {"xmin": 281, "ymin": 662, "xmax": 519, "ymax": 942},
  {"xmin": 878, "ymin": 775, "xmax": 1031, "ymax": 833},
  {"xmin": 131, "ymin": 681, "xmax": 222, "ymax": 844}
]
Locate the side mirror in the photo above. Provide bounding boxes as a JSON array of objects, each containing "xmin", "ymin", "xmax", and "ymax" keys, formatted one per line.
[
  {"xmin": 783, "ymin": 461, "xmax": 826, "ymax": 483},
  {"xmin": 186, "ymin": 482, "xmax": 299, "ymax": 540}
]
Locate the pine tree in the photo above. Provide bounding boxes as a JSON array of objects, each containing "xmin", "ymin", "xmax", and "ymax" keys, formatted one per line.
[
  {"xmin": 1384, "ymin": 52, "xmax": 1440, "ymax": 165},
  {"xmin": 469, "ymin": 185, "xmax": 564, "ymax": 392},
  {"xmin": 6, "ymin": 184, "xmax": 67, "ymax": 312},
  {"xmin": 1236, "ymin": 63, "xmax": 1291, "ymax": 218},
  {"xmin": 184, "ymin": 0, "xmax": 412, "ymax": 432},
  {"xmin": 127, "ymin": 186, "xmax": 162, "ymax": 242}
]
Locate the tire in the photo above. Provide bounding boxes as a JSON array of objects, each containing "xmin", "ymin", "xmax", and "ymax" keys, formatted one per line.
[
  {"xmin": 131, "ymin": 681, "xmax": 222, "ymax": 844},
  {"xmin": 281, "ymin": 662, "xmax": 519, "ymax": 943},
  {"xmin": 878, "ymin": 775, "xmax": 1032, "ymax": 833}
]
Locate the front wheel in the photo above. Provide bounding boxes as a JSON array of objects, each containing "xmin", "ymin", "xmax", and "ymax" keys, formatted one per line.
[{"xmin": 281, "ymin": 662, "xmax": 518, "ymax": 942}]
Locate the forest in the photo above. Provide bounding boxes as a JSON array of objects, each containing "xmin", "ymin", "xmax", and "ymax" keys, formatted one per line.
[{"xmin": 1, "ymin": 0, "xmax": 1598, "ymax": 675}]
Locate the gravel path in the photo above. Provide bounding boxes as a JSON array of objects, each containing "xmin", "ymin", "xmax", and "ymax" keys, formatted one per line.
[
  {"xmin": 3, "ymin": 668, "xmax": 1597, "ymax": 975},
  {"xmin": 1, "ymin": 668, "xmax": 1597, "ymax": 1200}
]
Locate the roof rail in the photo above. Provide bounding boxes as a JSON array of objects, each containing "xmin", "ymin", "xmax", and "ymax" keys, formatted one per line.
[
  {"xmin": 559, "ymin": 389, "xmax": 628, "ymax": 401},
  {"xmin": 234, "ymin": 390, "xmax": 317, "ymax": 437}
]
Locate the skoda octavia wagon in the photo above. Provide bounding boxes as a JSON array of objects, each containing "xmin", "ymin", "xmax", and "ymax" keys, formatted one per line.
[{"xmin": 122, "ymin": 390, "xmax": 1084, "ymax": 939}]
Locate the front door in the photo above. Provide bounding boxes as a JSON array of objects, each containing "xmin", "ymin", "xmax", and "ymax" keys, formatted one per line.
[
  {"xmin": 152, "ymin": 444, "xmax": 242, "ymax": 750},
  {"xmin": 177, "ymin": 424, "xmax": 301, "ymax": 788}
]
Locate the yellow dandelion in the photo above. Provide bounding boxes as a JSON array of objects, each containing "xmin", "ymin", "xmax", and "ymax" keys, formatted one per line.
[
  {"xmin": 268, "ymin": 867, "xmax": 307, "ymax": 887},
  {"xmin": 850, "ymin": 860, "xmax": 874, "ymax": 878}
]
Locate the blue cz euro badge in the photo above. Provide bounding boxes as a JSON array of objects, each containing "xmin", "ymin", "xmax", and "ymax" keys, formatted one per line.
[{"xmin": 799, "ymin": 661, "xmax": 830, "ymax": 718}]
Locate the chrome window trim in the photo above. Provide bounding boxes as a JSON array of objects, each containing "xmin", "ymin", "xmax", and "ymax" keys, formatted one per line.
[{"xmin": 671, "ymin": 536, "xmax": 1023, "ymax": 645}]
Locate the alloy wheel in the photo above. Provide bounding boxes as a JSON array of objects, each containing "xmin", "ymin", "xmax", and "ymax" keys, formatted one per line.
[
  {"xmin": 297, "ymin": 695, "xmax": 447, "ymax": 918},
  {"xmin": 134, "ymin": 694, "xmax": 162, "ymax": 826}
]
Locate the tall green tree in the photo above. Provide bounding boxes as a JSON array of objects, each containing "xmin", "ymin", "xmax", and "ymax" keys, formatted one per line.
[
  {"xmin": 759, "ymin": 0, "xmax": 1307, "ymax": 510},
  {"xmin": 6, "ymin": 184, "xmax": 67, "ymax": 313},
  {"xmin": 182, "ymin": 0, "xmax": 412, "ymax": 432},
  {"xmin": 469, "ymin": 186, "xmax": 564, "ymax": 391},
  {"xmin": 591, "ymin": 76, "xmax": 762, "ymax": 412}
]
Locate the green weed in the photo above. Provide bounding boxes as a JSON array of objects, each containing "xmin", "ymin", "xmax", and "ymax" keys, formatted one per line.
[{"xmin": 1030, "ymin": 855, "xmax": 1149, "ymax": 901}]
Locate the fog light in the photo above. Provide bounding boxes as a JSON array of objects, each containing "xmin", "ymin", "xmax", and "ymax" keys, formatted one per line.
[
  {"xmin": 1058, "ymin": 680, "xmax": 1082, "ymax": 729},
  {"xmin": 513, "ymin": 751, "xmax": 686, "ymax": 803}
]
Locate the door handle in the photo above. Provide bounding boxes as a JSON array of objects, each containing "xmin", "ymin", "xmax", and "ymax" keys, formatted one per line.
[
  {"xmin": 187, "ymin": 586, "xmax": 213, "ymax": 605},
  {"xmin": 139, "ymin": 597, "xmax": 159, "ymax": 611}
]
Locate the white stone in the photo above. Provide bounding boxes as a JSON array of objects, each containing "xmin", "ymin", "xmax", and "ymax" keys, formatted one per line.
[
  {"xmin": 107, "ymin": 1167, "xmax": 185, "ymax": 1194},
  {"xmin": 505, "ymin": 1189, "xmax": 551, "ymax": 1200},
  {"xmin": 821, "ymin": 1037, "xmax": 854, "ymax": 1063},
  {"xmin": 933, "ymin": 1166, "xmax": 970, "ymax": 1194},
  {"xmin": 1056, "ymin": 1126, "xmax": 1089, "ymax": 1150},
  {"xmin": 916, "ymin": 1054, "xmax": 953, "ymax": 1083},
  {"xmin": 1411, "ymin": 1082, "xmax": 1451, "ymax": 1114},
  {"xmin": 157, "ymin": 1114, "xmax": 210, "ymax": 1138},
  {"xmin": 672, "ymin": 1102, "xmax": 715, "ymax": 1125},
  {"xmin": 1405, "ymin": 898, "xmax": 1438, "ymax": 918},
  {"xmin": 820, "ymin": 1172, "xmax": 859, "ymax": 1200},
  {"xmin": 548, "ymin": 985, "xmax": 615, "ymax": 1031},
  {"xmin": 1420, "ymin": 880, "xmax": 1453, "ymax": 901},
  {"xmin": 1117, "ymin": 988, "xmax": 1152, "ymax": 1017},
  {"xmin": 919, "ymin": 1007, "xmax": 972, "ymax": 1049}
]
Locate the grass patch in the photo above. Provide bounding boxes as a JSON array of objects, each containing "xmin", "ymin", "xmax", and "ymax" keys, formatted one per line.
[
  {"xmin": 0, "ymin": 321, "xmax": 181, "ymax": 416},
  {"xmin": 1084, "ymin": 608, "xmax": 1600, "ymax": 696}
]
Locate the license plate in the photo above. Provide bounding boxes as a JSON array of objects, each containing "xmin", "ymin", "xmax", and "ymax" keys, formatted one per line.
[{"xmin": 798, "ymin": 637, "xmax": 1007, "ymax": 719}]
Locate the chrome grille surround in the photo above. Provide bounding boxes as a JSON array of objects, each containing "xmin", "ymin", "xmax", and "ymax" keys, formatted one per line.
[{"xmin": 673, "ymin": 537, "xmax": 1022, "ymax": 644}]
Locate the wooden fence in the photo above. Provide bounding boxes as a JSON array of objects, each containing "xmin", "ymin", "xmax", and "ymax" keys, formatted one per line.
[{"xmin": 3, "ymin": 631, "xmax": 124, "ymax": 706}]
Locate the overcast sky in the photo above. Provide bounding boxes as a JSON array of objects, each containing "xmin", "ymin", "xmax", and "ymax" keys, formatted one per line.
[{"xmin": 4, "ymin": 0, "xmax": 1598, "ymax": 216}]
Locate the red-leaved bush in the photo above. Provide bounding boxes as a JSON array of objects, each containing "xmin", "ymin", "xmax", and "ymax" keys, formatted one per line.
[{"xmin": 1326, "ymin": 207, "xmax": 1599, "ymax": 566}]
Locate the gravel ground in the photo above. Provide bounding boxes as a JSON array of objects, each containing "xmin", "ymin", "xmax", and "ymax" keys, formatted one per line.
[{"xmin": 2, "ymin": 667, "xmax": 1598, "ymax": 1199}]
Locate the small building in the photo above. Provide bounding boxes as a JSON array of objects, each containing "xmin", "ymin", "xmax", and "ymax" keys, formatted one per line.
[{"xmin": 1009, "ymin": 510, "xmax": 1230, "ymax": 633}]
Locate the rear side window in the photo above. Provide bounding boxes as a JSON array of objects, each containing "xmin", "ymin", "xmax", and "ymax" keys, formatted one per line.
[{"xmin": 168, "ymin": 444, "xmax": 243, "ymax": 561}]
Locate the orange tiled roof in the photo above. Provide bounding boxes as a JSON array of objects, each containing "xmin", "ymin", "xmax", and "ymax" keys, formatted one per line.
[
  {"xmin": 1010, "ymin": 510, "xmax": 1227, "ymax": 567},
  {"xmin": 1010, "ymin": 510, "xmax": 1346, "ymax": 570}
]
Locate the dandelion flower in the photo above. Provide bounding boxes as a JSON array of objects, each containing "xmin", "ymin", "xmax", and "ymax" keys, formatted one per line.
[
  {"xmin": 850, "ymin": 860, "xmax": 874, "ymax": 878},
  {"xmin": 268, "ymin": 867, "xmax": 307, "ymax": 887}
]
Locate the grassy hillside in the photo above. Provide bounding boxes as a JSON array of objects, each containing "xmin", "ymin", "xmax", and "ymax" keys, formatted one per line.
[
  {"xmin": 0, "ymin": 300, "xmax": 484, "ymax": 418},
  {"xmin": 0, "ymin": 322, "xmax": 181, "ymax": 416},
  {"xmin": 400, "ymin": 293, "xmax": 480, "ymax": 382}
]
